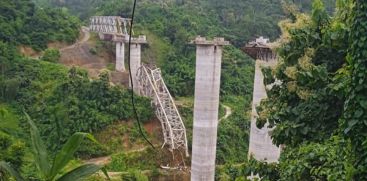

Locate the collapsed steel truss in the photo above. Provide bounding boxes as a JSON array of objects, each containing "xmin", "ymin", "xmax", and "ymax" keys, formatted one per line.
[
  {"xmin": 88, "ymin": 16, "xmax": 188, "ymax": 156},
  {"xmin": 89, "ymin": 16, "xmax": 130, "ymax": 35},
  {"xmin": 137, "ymin": 65, "xmax": 189, "ymax": 156}
]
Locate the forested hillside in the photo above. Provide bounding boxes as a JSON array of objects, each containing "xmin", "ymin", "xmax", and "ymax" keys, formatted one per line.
[
  {"xmin": 0, "ymin": 0, "xmax": 80, "ymax": 50},
  {"xmin": 6, "ymin": 0, "xmax": 367, "ymax": 180},
  {"xmin": 2, "ymin": 0, "xmax": 265, "ymax": 179},
  {"xmin": 222, "ymin": 0, "xmax": 366, "ymax": 180},
  {"xmin": 0, "ymin": 0, "xmax": 155, "ymax": 180},
  {"xmin": 35, "ymin": 0, "xmax": 336, "ymax": 96}
]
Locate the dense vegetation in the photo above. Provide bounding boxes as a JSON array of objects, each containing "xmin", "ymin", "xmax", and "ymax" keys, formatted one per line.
[
  {"xmin": 92, "ymin": 0, "xmax": 262, "ymax": 167},
  {"xmin": 1, "ymin": 0, "xmax": 154, "ymax": 179},
  {"xmin": 257, "ymin": 0, "xmax": 347, "ymax": 147},
  {"xmin": 341, "ymin": 0, "xmax": 367, "ymax": 178},
  {"xmin": 0, "ymin": 0, "xmax": 80, "ymax": 50},
  {"xmin": 1, "ymin": 116, "xmax": 106, "ymax": 181},
  {"xmin": 240, "ymin": 0, "xmax": 367, "ymax": 180},
  {"xmin": 33, "ymin": 0, "xmax": 101, "ymax": 20},
  {"xmin": 4, "ymin": 0, "xmax": 361, "ymax": 180}
]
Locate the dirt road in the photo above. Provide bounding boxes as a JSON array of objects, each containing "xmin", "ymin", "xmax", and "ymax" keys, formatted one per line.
[{"xmin": 59, "ymin": 26, "xmax": 129, "ymax": 85}]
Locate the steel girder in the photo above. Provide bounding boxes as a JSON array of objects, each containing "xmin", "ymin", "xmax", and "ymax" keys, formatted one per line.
[
  {"xmin": 89, "ymin": 16, "xmax": 130, "ymax": 35},
  {"xmin": 137, "ymin": 65, "xmax": 189, "ymax": 157}
]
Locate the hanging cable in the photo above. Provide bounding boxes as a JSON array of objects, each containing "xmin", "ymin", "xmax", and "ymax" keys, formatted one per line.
[{"xmin": 127, "ymin": 0, "xmax": 156, "ymax": 149}]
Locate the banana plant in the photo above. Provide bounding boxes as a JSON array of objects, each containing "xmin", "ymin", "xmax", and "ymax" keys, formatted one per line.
[{"xmin": 0, "ymin": 113, "xmax": 109, "ymax": 181}]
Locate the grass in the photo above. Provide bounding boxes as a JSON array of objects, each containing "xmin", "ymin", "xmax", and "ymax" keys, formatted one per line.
[
  {"xmin": 140, "ymin": 30, "xmax": 172, "ymax": 66},
  {"xmin": 107, "ymin": 63, "xmax": 115, "ymax": 71},
  {"xmin": 93, "ymin": 121, "xmax": 155, "ymax": 154},
  {"xmin": 107, "ymin": 147, "xmax": 158, "ymax": 172}
]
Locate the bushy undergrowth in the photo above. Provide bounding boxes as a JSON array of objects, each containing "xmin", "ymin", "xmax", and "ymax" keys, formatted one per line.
[
  {"xmin": 120, "ymin": 169, "xmax": 149, "ymax": 181},
  {"xmin": 216, "ymin": 96, "xmax": 252, "ymax": 164},
  {"xmin": 0, "ymin": 0, "xmax": 80, "ymax": 51},
  {"xmin": 247, "ymin": 0, "xmax": 367, "ymax": 180},
  {"xmin": 2, "ymin": 57, "xmax": 153, "ymax": 151},
  {"xmin": 0, "ymin": 131, "xmax": 25, "ymax": 171},
  {"xmin": 108, "ymin": 147, "xmax": 158, "ymax": 172}
]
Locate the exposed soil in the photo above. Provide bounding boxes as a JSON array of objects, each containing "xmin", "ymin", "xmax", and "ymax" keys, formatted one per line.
[
  {"xmin": 65, "ymin": 27, "xmax": 191, "ymax": 179},
  {"xmin": 144, "ymin": 118, "xmax": 161, "ymax": 135},
  {"xmin": 92, "ymin": 120, "xmax": 162, "ymax": 153},
  {"xmin": 48, "ymin": 41, "xmax": 69, "ymax": 50},
  {"xmin": 59, "ymin": 27, "xmax": 129, "ymax": 86},
  {"xmin": 84, "ymin": 156, "xmax": 111, "ymax": 166},
  {"xmin": 18, "ymin": 46, "xmax": 41, "ymax": 59}
]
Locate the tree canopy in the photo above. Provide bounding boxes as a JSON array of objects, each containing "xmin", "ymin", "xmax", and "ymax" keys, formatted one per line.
[
  {"xmin": 0, "ymin": 0, "xmax": 80, "ymax": 50},
  {"xmin": 247, "ymin": 0, "xmax": 367, "ymax": 180}
]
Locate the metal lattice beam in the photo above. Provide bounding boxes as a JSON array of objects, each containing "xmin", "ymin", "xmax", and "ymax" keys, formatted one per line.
[
  {"xmin": 137, "ymin": 65, "xmax": 189, "ymax": 156},
  {"xmin": 89, "ymin": 16, "xmax": 130, "ymax": 35}
]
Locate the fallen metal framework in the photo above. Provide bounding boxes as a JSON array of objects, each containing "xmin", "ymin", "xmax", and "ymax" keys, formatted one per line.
[
  {"xmin": 88, "ymin": 16, "xmax": 189, "ymax": 157},
  {"xmin": 89, "ymin": 16, "xmax": 131, "ymax": 35},
  {"xmin": 137, "ymin": 65, "xmax": 189, "ymax": 156}
]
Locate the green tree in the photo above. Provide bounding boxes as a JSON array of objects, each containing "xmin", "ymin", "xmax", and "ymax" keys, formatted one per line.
[
  {"xmin": 0, "ymin": 132, "xmax": 25, "ymax": 169},
  {"xmin": 341, "ymin": 0, "xmax": 367, "ymax": 179},
  {"xmin": 245, "ymin": 0, "xmax": 357, "ymax": 180},
  {"xmin": 42, "ymin": 48, "xmax": 60, "ymax": 63},
  {"xmin": 256, "ymin": 0, "xmax": 348, "ymax": 147},
  {"xmin": 0, "ymin": 0, "xmax": 80, "ymax": 50},
  {"xmin": 0, "ymin": 131, "xmax": 25, "ymax": 181},
  {"xmin": 278, "ymin": 137, "xmax": 353, "ymax": 180},
  {"xmin": 0, "ymin": 113, "xmax": 108, "ymax": 181}
]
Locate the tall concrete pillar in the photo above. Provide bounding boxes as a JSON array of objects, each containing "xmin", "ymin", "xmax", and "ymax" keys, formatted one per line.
[
  {"xmin": 191, "ymin": 37, "xmax": 229, "ymax": 181},
  {"xmin": 248, "ymin": 58, "xmax": 280, "ymax": 163},
  {"xmin": 116, "ymin": 42, "xmax": 125, "ymax": 72},
  {"xmin": 129, "ymin": 35, "xmax": 147, "ymax": 93}
]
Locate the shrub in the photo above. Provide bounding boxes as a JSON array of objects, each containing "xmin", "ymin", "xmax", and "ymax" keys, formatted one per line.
[
  {"xmin": 0, "ymin": 131, "xmax": 25, "ymax": 170},
  {"xmin": 108, "ymin": 148, "xmax": 157, "ymax": 172},
  {"xmin": 106, "ymin": 63, "xmax": 115, "ymax": 71},
  {"xmin": 75, "ymin": 139, "xmax": 110, "ymax": 159},
  {"xmin": 89, "ymin": 47, "xmax": 97, "ymax": 55},
  {"xmin": 121, "ymin": 169, "xmax": 149, "ymax": 181},
  {"xmin": 42, "ymin": 48, "xmax": 61, "ymax": 63}
]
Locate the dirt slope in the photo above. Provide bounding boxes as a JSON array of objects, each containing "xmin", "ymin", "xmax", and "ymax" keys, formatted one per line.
[{"xmin": 60, "ymin": 26, "xmax": 129, "ymax": 86}]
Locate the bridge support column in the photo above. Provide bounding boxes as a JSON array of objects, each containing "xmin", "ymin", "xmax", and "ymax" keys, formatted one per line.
[
  {"xmin": 116, "ymin": 42, "xmax": 125, "ymax": 72},
  {"xmin": 191, "ymin": 37, "xmax": 229, "ymax": 181},
  {"xmin": 129, "ymin": 36, "xmax": 147, "ymax": 93},
  {"xmin": 248, "ymin": 58, "xmax": 280, "ymax": 162}
]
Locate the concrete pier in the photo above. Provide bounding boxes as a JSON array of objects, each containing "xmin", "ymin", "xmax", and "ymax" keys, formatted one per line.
[
  {"xmin": 116, "ymin": 42, "xmax": 125, "ymax": 72},
  {"xmin": 248, "ymin": 58, "xmax": 280, "ymax": 162},
  {"xmin": 129, "ymin": 35, "xmax": 147, "ymax": 93},
  {"xmin": 191, "ymin": 37, "xmax": 229, "ymax": 181}
]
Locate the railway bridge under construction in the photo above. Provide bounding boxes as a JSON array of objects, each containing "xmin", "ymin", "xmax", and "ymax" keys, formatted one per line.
[
  {"xmin": 89, "ymin": 16, "xmax": 280, "ymax": 180},
  {"xmin": 89, "ymin": 16, "xmax": 189, "ymax": 158}
]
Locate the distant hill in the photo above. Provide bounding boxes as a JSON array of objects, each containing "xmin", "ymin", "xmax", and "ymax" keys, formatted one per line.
[{"xmin": 33, "ymin": 0, "xmax": 335, "ymax": 45}]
